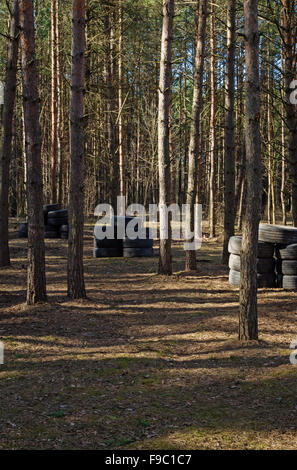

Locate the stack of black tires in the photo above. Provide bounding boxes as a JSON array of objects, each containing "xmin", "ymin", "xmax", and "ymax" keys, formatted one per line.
[
  {"xmin": 276, "ymin": 245, "xmax": 297, "ymax": 289},
  {"xmin": 123, "ymin": 227, "xmax": 154, "ymax": 258},
  {"xmin": 94, "ymin": 216, "xmax": 154, "ymax": 259},
  {"xmin": 44, "ymin": 205, "xmax": 68, "ymax": 239},
  {"xmin": 18, "ymin": 204, "xmax": 69, "ymax": 240},
  {"xmin": 94, "ymin": 224, "xmax": 124, "ymax": 258},
  {"xmin": 18, "ymin": 222, "xmax": 28, "ymax": 238},
  {"xmin": 228, "ymin": 235, "xmax": 276, "ymax": 288},
  {"xmin": 228, "ymin": 224, "xmax": 297, "ymax": 290},
  {"xmin": 259, "ymin": 224, "xmax": 297, "ymax": 291}
]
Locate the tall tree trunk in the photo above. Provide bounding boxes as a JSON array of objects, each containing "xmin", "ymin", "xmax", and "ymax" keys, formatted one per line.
[
  {"xmin": 239, "ymin": 0, "xmax": 262, "ymax": 341},
  {"xmin": 55, "ymin": 0, "xmax": 62, "ymax": 207},
  {"xmin": 67, "ymin": 0, "xmax": 86, "ymax": 299},
  {"xmin": 0, "ymin": 0, "xmax": 19, "ymax": 267},
  {"xmin": 267, "ymin": 46, "xmax": 276, "ymax": 225},
  {"xmin": 183, "ymin": 49, "xmax": 188, "ymax": 205},
  {"xmin": 282, "ymin": 0, "xmax": 297, "ymax": 226},
  {"xmin": 281, "ymin": 47, "xmax": 287, "ymax": 225},
  {"xmin": 158, "ymin": 0, "xmax": 174, "ymax": 275},
  {"xmin": 222, "ymin": 0, "xmax": 236, "ymax": 263},
  {"xmin": 20, "ymin": 0, "xmax": 47, "ymax": 304},
  {"xmin": 104, "ymin": 8, "xmax": 118, "ymax": 209},
  {"xmin": 185, "ymin": 0, "xmax": 207, "ymax": 271},
  {"xmin": 209, "ymin": 0, "xmax": 216, "ymax": 239},
  {"xmin": 118, "ymin": 0, "xmax": 125, "ymax": 200},
  {"xmin": 51, "ymin": 0, "xmax": 58, "ymax": 203}
]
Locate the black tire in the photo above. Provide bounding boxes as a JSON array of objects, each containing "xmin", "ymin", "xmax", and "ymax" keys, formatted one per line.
[
  {"xmin": 47, "ymin": 217, "xmax": 68, "ymax": 227},
  {"xmin": 43, "ymin": 205, "xmax": 60, "ymax": 225},
  {"xmin": 18, "ymin": 223, "xmax": 28, "ymax": 238},
  {"xmin": 59, "ymin": 225, "xmax": 69, "ymax": 233},
  {"xmin": 228, "ymin": 235, "xmax": 274, "ymax": 258},
  {"xmin": 48, "ymin": 209, "xmax": 68, "ymax": 219},
  {"xmin": 43, "ymin": 204, "xmax": 59, "ymax": 213},
  {"xmin": 259, "ymin": 224, "xmax": 297, "ymax": 245},
  {"xmin": 277, "ymin": 260, "xmax": 297, "ymax": 276},
  {"xmin": 123, "ymin": 238, "xmax": 153, "ymax": 249},
  {"xmin": 60, "ymin": 232, "xmax": 68, "ymax": 239},
  {"xmin": 276, "ymin": 243, "xmax": 297, "ymax": 260},
  {"xmin": 282, "ymin": 275, "xmax": 297, "ymax": 290},
  {"xmin": 228, "ymin": 254, "xmax": 275, "ymax": 274},
  {"xmin": 123, "ymin": 247, "xmax": 154, "ymax": 258},
  {"xmin": 229, "ymin": 269, "xmax": 275, "ymax": 288},
  {"xmin": 19, "ymin": 232, "xmax": 28, "ymax": 239},
  {"xmin": 18, "ymin": 231, "xmax": 28, "ymax": 239},
  {"xmin": 45, "ymin": 231, "xmax": 59, "ymax": 239},
  {"xmin": 94, "ymin": 247, "xmax": 123, "ymax": 258},
  {"xmin": 94, "ymin": 237, "xmax": 123, "ymax": 249},
  {"xmin": 45, "ymin": 224, "xmax": 58, "ymax": 232}
]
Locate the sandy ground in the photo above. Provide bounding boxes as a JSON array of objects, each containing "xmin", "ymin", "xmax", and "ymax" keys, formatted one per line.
[{"xmin": 0, "ymin": 222, "xmax": 297, "ymax": 450}]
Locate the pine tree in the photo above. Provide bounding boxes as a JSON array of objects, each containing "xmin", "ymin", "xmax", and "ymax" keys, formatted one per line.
[
  {"xmin": 158, "ymin": 0, "xmax": 174, "ymax": 276},
  {"xmin": 0, "ymin": 0, "xmax": 19, "ymax": 267},
  {"xmin": 67, "ymin": 0, "xmax": 87, "ymax": 299},
  {"xmin": 239, "ymin": 0, "xmax": 262, "ymax": 341},
  {"xmin": 20, "ymin": 0, "xmax": 47, "ymax": 304}
]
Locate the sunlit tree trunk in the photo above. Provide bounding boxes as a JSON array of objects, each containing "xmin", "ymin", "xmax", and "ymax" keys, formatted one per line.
[
  {"xmin": 158, "ymin": 0, "xmax": 174, "ymax": 275},
  {"xmin": 20, "ymin": 0, "xmax": 47, "ymax": 304},
  {"xmin": 239, "ymin": 0, "xmax": 262, "ymax": 341},
  {"xmin": 185, "ymin": 0, "xmax": 207, "ymax": 271}
]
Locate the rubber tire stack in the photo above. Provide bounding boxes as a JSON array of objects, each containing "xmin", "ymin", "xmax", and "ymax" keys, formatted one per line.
[
  {"xmin": 94, "ymin": 216, "xmax": 154, "ymax": 259},
  {"xmin": 19, "ymin": 205, "xmax": 69, "ymax": 240},
  {"xmin": 46, "ymin": 209, "xmax": 68, "ymax": 239},
  {"xmin": 276, "ymin": 244, "xmax": 297, "ymax": 290},
  {"xmin": 18, "ymin": 222, "xmax": 28, "ymax": 238},
  {"xmin": 228, "ymin": 235, "xmax": 275, "ymax": 288},
  {"xmin": 93, "ymin": 233, "xmax": 123, "ymax": 258},
  {"xmin": 259, "ymin": 224, "xmax": 297, "ymax": 291},
  {"xmin": 123, "ymin": 227, "xmax": 153, "ymax": 258}
]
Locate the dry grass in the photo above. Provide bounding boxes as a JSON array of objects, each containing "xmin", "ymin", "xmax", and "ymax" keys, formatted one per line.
[{"xmin": 0, "ymin": 221, "xmax": 297, "ymax": 449}]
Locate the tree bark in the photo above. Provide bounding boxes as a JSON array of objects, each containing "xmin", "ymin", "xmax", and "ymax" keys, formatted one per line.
[
  {"xmin": 281, "ymin": 0, "xmax": 297, "ymax": 226},
  {"xmin": 0, "ymin": 0, "xmax": 19, "ymax": 267},
  {"xmin": 239, "ymin": 0, "xmax": 262, "ymax": 341},
  {"xmin": 51, "ymin": 0, "xmax": 59, "ymax": 203},
  {"xmin": 20, "ymin": 0, "xmax": 47, "ymax": 304},
  {"xmin": 222, "ymin": 0, "xmax": 236, "ymax": 263},
  {"xmin": 209, "ymin": 0, "xmax": 216, "ymax": 239},
  {"xmin": 67, "ymin": 0, "xmax": 86, "ymax": 299},
  {"xmin": 158, "ymin": 0, "xmax": 174, "ymax": 275},
  {"xmin": 185, "ymin": 0, "xmax": 207, "ymax": 271},
  {"xmin": 118, "ymin": 0, "xmax": 125, "ymax": 200},
  {"xmin": 281, "ymin": 47, "xmax": 287, "ymax": 225},
  {"xmin": 267, "ymin": 46, "xmax": 276, "ymax": 225},
  {"xmin": 103, "ymin": 4, "xmax": 118, "ymax": 209}
]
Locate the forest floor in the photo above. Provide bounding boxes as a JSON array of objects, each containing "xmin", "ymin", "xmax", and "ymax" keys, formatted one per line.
[{"xmin": 0, "ymin": 220, "xmax": 297, "ymax": 450}]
